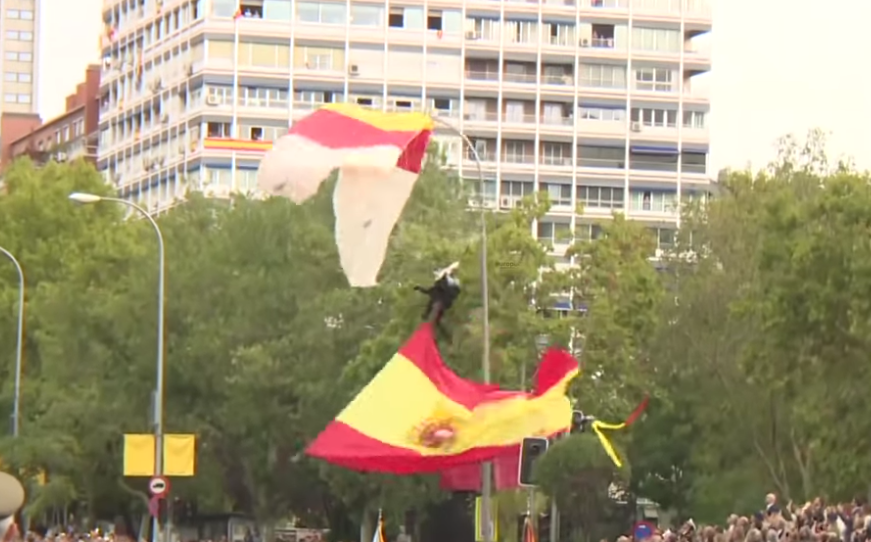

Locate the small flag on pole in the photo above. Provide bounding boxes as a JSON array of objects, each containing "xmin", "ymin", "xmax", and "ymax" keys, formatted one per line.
[
  {"xmin": 523, "ymin": 515, "xmax": 537, "ymax": 542},
  {"xmin": 372, "ymin": 510, "xmax": 387, "ymax": 542}
]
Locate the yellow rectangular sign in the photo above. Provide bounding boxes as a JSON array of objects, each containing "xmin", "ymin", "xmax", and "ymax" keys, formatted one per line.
[{"xmin": 123, "ymin": 433, "xmax": 197, "ymax": 477}]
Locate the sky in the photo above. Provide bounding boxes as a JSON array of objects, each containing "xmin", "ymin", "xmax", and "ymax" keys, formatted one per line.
[{"xmin": 37, "ymin": 0, "xmax": 871, "ymax": 172}]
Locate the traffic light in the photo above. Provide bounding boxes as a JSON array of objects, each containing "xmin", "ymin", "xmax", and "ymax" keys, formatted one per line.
[{"xmin": 518, "ymin": 436, "xmax": 549, "ymax": 486}]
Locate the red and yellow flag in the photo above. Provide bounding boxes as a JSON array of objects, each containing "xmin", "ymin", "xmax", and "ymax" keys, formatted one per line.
[
  {"xmin": 523, "ymin": 516, "xmax": 537, "ymax": 542},
  {"xmin": 306, "ymin": 324, "xmax": 579, "ymax": 473}
]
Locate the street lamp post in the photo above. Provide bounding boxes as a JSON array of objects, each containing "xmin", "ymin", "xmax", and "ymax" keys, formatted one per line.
[
  {"xmin": 0, "ymin": 246, "xmax": 24, "ymax": 437},
  {"xmin": 68, "ymin": 193, "xmax": 167, "ymax": 542},
  {"xmin": 430, "ymin": 118, "xmax": 493, "ymax": 542}
]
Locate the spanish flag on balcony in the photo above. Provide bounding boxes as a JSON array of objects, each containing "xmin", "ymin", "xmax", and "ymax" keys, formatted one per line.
[
  {"xmin": 306, "ymin": 323, "xmax": 579, "ymax": 473},
  {"xmin": 256, "ymin": 103, "xmax": 433, "ymax": 288}
]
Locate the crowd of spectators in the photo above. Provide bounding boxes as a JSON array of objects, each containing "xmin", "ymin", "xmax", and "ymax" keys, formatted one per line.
[{"xmin": 629, "ymin": 494, "xmax": 871, "ymax": 542}]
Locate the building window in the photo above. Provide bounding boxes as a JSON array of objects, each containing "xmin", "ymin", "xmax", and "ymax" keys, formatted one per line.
[
  {"xmin": 577, "ymin": 145, "xmax": 625, "ymax": 169},
  {"xmin": 4, "ymin": 94, "xmax": 16, "ymax": 103},
  {"xmin": 350, "ymin": 4, "xmax": 383, "ymax": 26},
  {"xmin": 297, "ymin": 1, "xmax": 346, "ymax": 24},
  {"xmin": 630, "ymin": 190, "xmax": 676, "ymax": 213},
  {"xmin": 631, "ymin": 107, "xmax": 678, "ymax": 127},
  {"xmin": 20, "ymin": 10, "xmax": 33, "ymax": 19},
  {"xmin": 540, "ymin": 183, "xmax": 572, "ymax": 206},
  {"xmin": 16, "ymin": 94, "xmax": 31, "ymax": 103},
  {"xmin": 206, "ymin": 121, "xmax": 232, "ymax": 138},
  {"xmin": 631, "ymin": 27, "xmax": 681, "ymax": 52},
  {"xmin": 635, "ymin": 68, "xmax": 673, "ymax": 92},
  {"xmin": 577, "ymin": 186, "xmax": 624, "ymax": 209},
  {"xmin": 6, "ymin": 9, "xmax": 20, "ymax": 18},
  {"xmin": 18, "ymin": 52, "xmax": 32, "ymax": 62},
  {"xmin": 388, "ymin": 7, "xmax": 404, "ymax": 27},
  {"xmin": 683, "ymin": 110, "xmax": 706, "ymax": 128},
  {"xmin": 4, "ymin": 73, "xmax": 17, "ymax": 82},
  {"xmin": 579, "ymin": 106, "xmax": 625, "ymax": 121},
  {"xmin": 537, "ymin": 221, "xmax": 572, "ymax": 243},
  {"xmin": 580, "ymin": 64, "xmax": 626, "ymax": 89}
]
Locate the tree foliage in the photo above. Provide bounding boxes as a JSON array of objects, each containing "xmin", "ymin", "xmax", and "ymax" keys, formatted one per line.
[
  {"xmin": 629, "ymin": 130, "xmax": 871, "ymax": 523},
  {"xmin": 9, "ymin": 130, "xmax": 864, "ymax": 538},
  {"xmin": 0, "ymin": 152, "xmax": 662, "ymax": 539}
]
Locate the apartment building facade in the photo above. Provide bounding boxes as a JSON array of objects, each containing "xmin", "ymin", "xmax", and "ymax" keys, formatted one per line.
[
  {"xmin": 0, "ymin": 0, "xmax": 39, "ymax": 116},
  {"xmin": 1, "ymin": 64, "xmax": 102, "ymax": 167},
  {"xmin": 97, "ymin": 0, "xmax": 711, "ymax": 262}
]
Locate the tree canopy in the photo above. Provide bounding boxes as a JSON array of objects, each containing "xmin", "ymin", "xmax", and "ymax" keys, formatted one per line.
[{"xmin": 0, "ymin": 130, "xmax": 867, "ymax": 540}]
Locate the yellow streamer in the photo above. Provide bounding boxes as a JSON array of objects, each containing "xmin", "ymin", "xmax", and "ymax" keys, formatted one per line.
[{"xmin": 591, "ymin": 420, "xmax": 627, "ymax": 468}]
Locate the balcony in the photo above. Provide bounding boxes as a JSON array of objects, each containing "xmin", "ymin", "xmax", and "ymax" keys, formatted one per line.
[
  {"xmin": 504, "ymin": 71, "xmax": 538, "ymax": 84},
  {"xmin": 502, "ymin": 153, "xmax": 536, "ymax": 165},
  {"xmin": 465, "ymin": 70, "xmax": 499, "ymax": 82}
]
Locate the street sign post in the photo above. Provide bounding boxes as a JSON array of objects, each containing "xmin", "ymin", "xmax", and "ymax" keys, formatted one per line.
[{"xmin": 149, "ymin": 476, "xmax": 170, "ymax": 498}]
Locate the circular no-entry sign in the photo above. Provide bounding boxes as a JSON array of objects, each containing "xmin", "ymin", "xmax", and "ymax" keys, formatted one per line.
[{"xmin": 148, "ymin": 476, "xmax": 170, "ymax": 497}]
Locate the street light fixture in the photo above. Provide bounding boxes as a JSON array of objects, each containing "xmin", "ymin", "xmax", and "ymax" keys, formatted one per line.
[
  {"xmin": 0, "ymin": 246, "xmax": 25, "ymax": 438},
  {"xmin": 68, "ymin": 192, "xmax": 166, "ymax": 542},
  {"xmin": 68, "ymin": 192, "xmax": 103, "ymax": 204}
]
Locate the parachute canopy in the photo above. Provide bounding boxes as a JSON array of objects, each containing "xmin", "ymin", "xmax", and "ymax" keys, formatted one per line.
[{"xmin": 257, "ymin": 104, "xmax": 434, "ymax": 287}]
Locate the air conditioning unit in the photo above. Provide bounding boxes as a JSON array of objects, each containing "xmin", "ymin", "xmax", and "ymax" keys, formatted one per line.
[
  {"xmin": 178, "ymin": 143, "xmax": 186, "ymax": 153},
  {"xmin": 151, "ymin": 78, "xmax": 163, "ymax": 93},
  {"xmin": 186, "ymin": 63, "xmax": 194, "ymax": 76},
  {"xmin": 465, "ymin": 30, "xmax": 480, "ymax": 40},
  {"xmin": 348, "ymin": 64, "xmax": 360, "ymax": 75},
  {"xmin": 142, "ymin": 157, "xmax": 152, "ymax": 169},
  {"xmin": 56, "ymin": 152, "xmax": 68, "ymax": 162},
  {"xmin": 205, "ymin": 95, "xmax": 220, "ymax": 106},
  {"xmin": 630, "ymin": 121, "xmax": 642, "ymax": 132},
  {"xmin": 161, "ymin": 114, "xmax": 169, "ymax": 123},
  {"xmin": 580, "ymin": 39, "xmax": 590, "ymax": 47},
  {"xmin": 102, "ymin": 57, "xmax": 112, "ymax": 70},
  {"xmin": 500, "ymin": 196, "xmax": 513, "ymax": 208}
]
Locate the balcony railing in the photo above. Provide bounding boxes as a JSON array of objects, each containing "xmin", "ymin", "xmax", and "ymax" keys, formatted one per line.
[
  {"xmin": 465, "ymin": 112, "xmax": 499, "ymax": 122},
  {"xmin": 465, "ymin": 70, "xmax": 499, "ymax": 82},
  {"xmin": 540, "ymin": 155, "xmax": 573, "ymax": 166},
  {"xmin": 466, "ymin": 70, "xmax": 574, "ymax": 85},
  {"xmin": 503, "ymin": 153, "xmax": 536, "ymax": 164},
  {"xmin": 502, "ymin": 113, "xmax": 537, "ymax": 124},
  {"xmin": 542, "ymin": 73, "xmax": 573, "ymax": 85},
  {"xmin": 541, "ymin": 115, "xmax": 574, "ymax": 126},
  {"xmin": 504, "ymin": 72, "xmax": 538, "ymax": 84}
]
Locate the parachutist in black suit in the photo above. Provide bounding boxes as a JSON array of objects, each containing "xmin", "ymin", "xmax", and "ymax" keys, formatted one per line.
[{"xmin": 414, "ymin": 262, "xmax": 461, "ymax": 336}]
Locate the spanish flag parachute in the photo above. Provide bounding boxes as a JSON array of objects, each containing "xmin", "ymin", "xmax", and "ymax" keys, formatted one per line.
[
  {"xmin": 256, "ymin": 104, "xmax": 433, "ymax": 288},
  {"xmin": 306, "ymin": 323, "xmax": 580, "ymax": 473}
]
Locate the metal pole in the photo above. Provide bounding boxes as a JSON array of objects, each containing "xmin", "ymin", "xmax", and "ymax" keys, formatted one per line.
[
  {"xmin": 550, "ymin": 497, "xmax": 559, "ymax": 542},
  {"xmin": 0, "ymin": 246, "xmax": 24, "ymax": 437},
  {"xmin": 432, "ymin": 119, "xmax": 492, "ymax": 541},
  {"xmin": 101, "ymin": 199, "xmax": 166, "ymax": 542}
]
